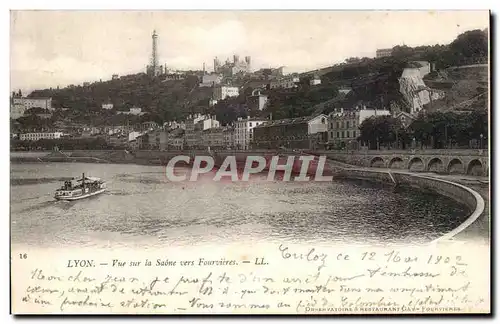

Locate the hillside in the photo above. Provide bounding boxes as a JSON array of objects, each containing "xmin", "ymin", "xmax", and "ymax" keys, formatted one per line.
[
  {"xmin": 29, "ymin": 73, "xmax": 213, "ymax": 122},
  {"xmin": 423, "ymin": 64, "xmax": 488, "ymax": 112},
  {"xmin": 21, "ymin": 28, "xmax": 488, "ymax": 126}
]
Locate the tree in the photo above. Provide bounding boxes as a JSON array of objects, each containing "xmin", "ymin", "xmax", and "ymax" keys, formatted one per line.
[
  {"xmin": 449, "ymin": 29, "xmax": 488, "ymax": 60},
  {"xmin": 359, "ymin": 116, "xmax": 404, "ymax": 149},
  {"xmin": 410, "ymin": 117, "xmax": 433, "ymax": 148},
  {"xmin": 410, "ymin": 111, "xmax": 488, "ymax": 149}
]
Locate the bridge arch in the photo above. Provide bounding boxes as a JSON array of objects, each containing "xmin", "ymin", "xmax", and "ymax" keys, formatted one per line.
[
  {"xmin": 427, "ymin": 157, "xmax": 444, "ymax": 173},
  {"xmin": 447, "ymin": 158, "xmax": 464, "ymax": 174},
  {"xmin": 408, "ymin": 157, "xmax": 424, "ymax": 172},
  {"xmin": 388, "ymin": 157, "xmax": 404, "ymax": 169},
  {"xmin": 467, "ymin": 159, "xmax": 484, "ymax": 176},
  {"xmin": 370, "ymin": 157, "xmax": 385, "ymax": 168}
]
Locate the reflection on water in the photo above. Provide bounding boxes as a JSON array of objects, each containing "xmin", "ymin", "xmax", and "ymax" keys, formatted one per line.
[{"xmin": 10, "ymin": 162, "xmax": 470, "ymax": 248}]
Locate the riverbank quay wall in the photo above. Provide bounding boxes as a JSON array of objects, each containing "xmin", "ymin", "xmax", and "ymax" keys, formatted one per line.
[
  {"xmin": 10, "ymin": 150, "xmax": 284, "ymax": 165},
  {"xmin": 11, "ymin": 149, "xmax": 489, "ymax": 177}
]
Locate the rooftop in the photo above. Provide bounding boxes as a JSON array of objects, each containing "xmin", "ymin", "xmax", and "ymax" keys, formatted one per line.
[
  {"xmin": 236, "ymin": 117, "xmax": 268, "ymax": 122},
  {"xmin": 255, "ymin": 115, "xmax": 319, "ymax": 128}
]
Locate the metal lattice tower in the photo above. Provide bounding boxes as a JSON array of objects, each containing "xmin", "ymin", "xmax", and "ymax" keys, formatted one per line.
[{"xmin": 150, "ymin": 30, "xmax": 159, "ymax": 76}]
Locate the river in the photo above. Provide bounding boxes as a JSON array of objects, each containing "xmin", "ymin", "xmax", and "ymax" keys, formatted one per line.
[{"xmin": 10, "ymin": 162, "xmax": 470, "ymax": 249}]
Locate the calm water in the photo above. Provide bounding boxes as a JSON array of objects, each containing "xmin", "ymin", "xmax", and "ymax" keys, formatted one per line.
[{"xmin": 10, "ymin": 162, "xmax": 470, "ymax": 248}]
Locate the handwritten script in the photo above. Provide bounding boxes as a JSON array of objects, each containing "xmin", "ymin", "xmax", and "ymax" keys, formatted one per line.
[{"xmin": 12, "ymin": 243, "xmax": 489, "ymax": 314}]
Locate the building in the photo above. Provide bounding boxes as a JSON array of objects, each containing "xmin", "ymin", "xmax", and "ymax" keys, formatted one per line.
[
  {"xmin": 200, "ymin": 117, "xmax": 220, "ymax": 130},
  {"xmin": 104, "ymin": 125, "xmax": 134, "ymax": 136},
  {"xmin": 163, "ymin": 73, "xmax": 186, "ymax": 81},
  {"xmin": 102, "ymin": 103, "xmax": 114, "ymax": 110},
  {"xmin": 130, "ymin": 107, "xmax": 143, "ymax": 115},
  {"xmin": 213, "ymin": 86, "xmax": 240, "ymax": 100},
  {"xmin": 394, "ymin": 111, "xmax": 417, "ymax": 129},
  {"xmin": 223, "ymin": 126, "xmax": 235, "ymax": 149},
  {"xmin": 327, "ymin": 107, "xmax": 391, "ymax": 148},
  {"xmin": 141, "ymin": 121, "xmax": 159, "ymax": 131},
  {"xmin": 128, "ymin": 131, "xmax": 144, "ymax": 142},
  {"xmin": 132, "ymin": 134, "xmax": 146, "ymax": 149},
  {"xmin": 310, "ymin": 76, "xmax": 322, "ymax": 86},
  {"xmin": 234, "ymin": 117, "xmax": 268, "ymax": 150},
  {"xmin": 166, "ymin": 128, "xmax": 185, "ymax": 150},
  {"xmin": 107, "ymin": 134, "xmax": 128, "ymax": 148},
  {"xmin": 12, "ymin": 97, "xmax": 53, "ymax": 111},
  {"xmin": 376, "ymin": 48, "xmax": 393, "ymax": 58},
  {"xmin": 10, "ymin": 104, "xmax": 26, "ymax": 119},
  {"xmin": 246, "ymin": 89, "xmax": 268, "ymax": 111},
  {"xmin": 269, "ymin": 76, "xmax": 300, "ymax": 89},
  {"xmin": 163, "ymin": 121, "xmax": 186, "ymax": 130},
  {"xmin": 209, "ymin": 98, "xmax": 218, "ymax": 107},
  {"xmin": 117, "ymin": 107, "xmax": 145, "ymax": 116},
  {"xmin": 202, "ymin": 127, "xmax": 224, "ymax": 149},
  {"xmin": 185, "ymin": 114, "xmax": 204, "ymax": 148},
  {"xmin": 112, "ymin": 74, "xmax": 119, "ymax": 80},
  {"xmin": 338, "ymin": 87, "xmax": 353, "ymax": 95},
  {"xmin": 128, "ymin": 139, "xmax": 139, "ymax": 150},
  {"xmin": 214, "ymin": 55, "xmax": 251, "ymax": 77},
  {"xmin": 19, "ymin": 132, "xmax": 63, "ymax": 141},
  {"xmin": 147, "ymin": 129, "xmax": 169, "ymax": 150},
  {"xmin": 253, "ymin": 114, "xmax": 328, "ymax": 150},
  {"xmin": 200, "ymin": 74, "xmax": 223, "ymax": 87},
  {"xmin": 170, "ymin": 136, "xmax": 185, "ymax": 150},
  {"xmin": 185, "ymin": 114, "xmax": 220, "ymax": 148},
  {"xmin": 36, "ymin": 113, "xmax": 52, "ymax": 119}
]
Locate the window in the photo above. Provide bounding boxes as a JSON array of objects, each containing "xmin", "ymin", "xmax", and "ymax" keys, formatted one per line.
[
  {"xmin": 342, "ymin": 131, "xmax": 345, "ymax": 138},
  {"xmin": 336, "ymin": 122, "xmax": 340, "ymax": 129},
  {"xmin": 321, "ymin": 118, "xmax": 326, "ymax": 124},
  {"xmin": 346, "ymin": 131, "xmax": 349, "ymax": 138},
  {"xmin": 330, "ymin": 123, "xmax": 334, "ymax": 129},
  {"xmin": 249, "ymin": 122, "xmax": 252, "ymax": 127},
  {"xmin": 346, "ymin": 121, "xmax": 350, "ymax": 128},
  {"xmin": 330, "ymin": 131, "xmax": 333, "ymax": 137}
]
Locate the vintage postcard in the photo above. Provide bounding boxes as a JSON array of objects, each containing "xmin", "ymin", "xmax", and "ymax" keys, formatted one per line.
[{"xmin": 10, "ymin": 10, "xmax": 490, "ymax": 315}]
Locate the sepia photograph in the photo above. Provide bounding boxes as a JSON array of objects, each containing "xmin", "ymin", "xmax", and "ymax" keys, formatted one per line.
[{"xmin": 9, "ymin": 9, "xmax": 491, "ymax": 315}]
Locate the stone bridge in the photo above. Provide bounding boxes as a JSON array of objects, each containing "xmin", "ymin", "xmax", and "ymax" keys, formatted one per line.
[{"xmin": 317, "ymin": 149, "xmax": 489, "ymax": 176}]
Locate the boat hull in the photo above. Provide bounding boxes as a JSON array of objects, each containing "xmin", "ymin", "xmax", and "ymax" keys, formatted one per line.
[{"xmin": 55, "ymin": 188, "xmax": 106, "ymax": 201}]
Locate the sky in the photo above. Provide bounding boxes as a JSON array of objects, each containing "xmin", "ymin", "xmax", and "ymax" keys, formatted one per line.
[{"xmin": 10, "ymin": 10, "xmax": 489, "ymax": 94}]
